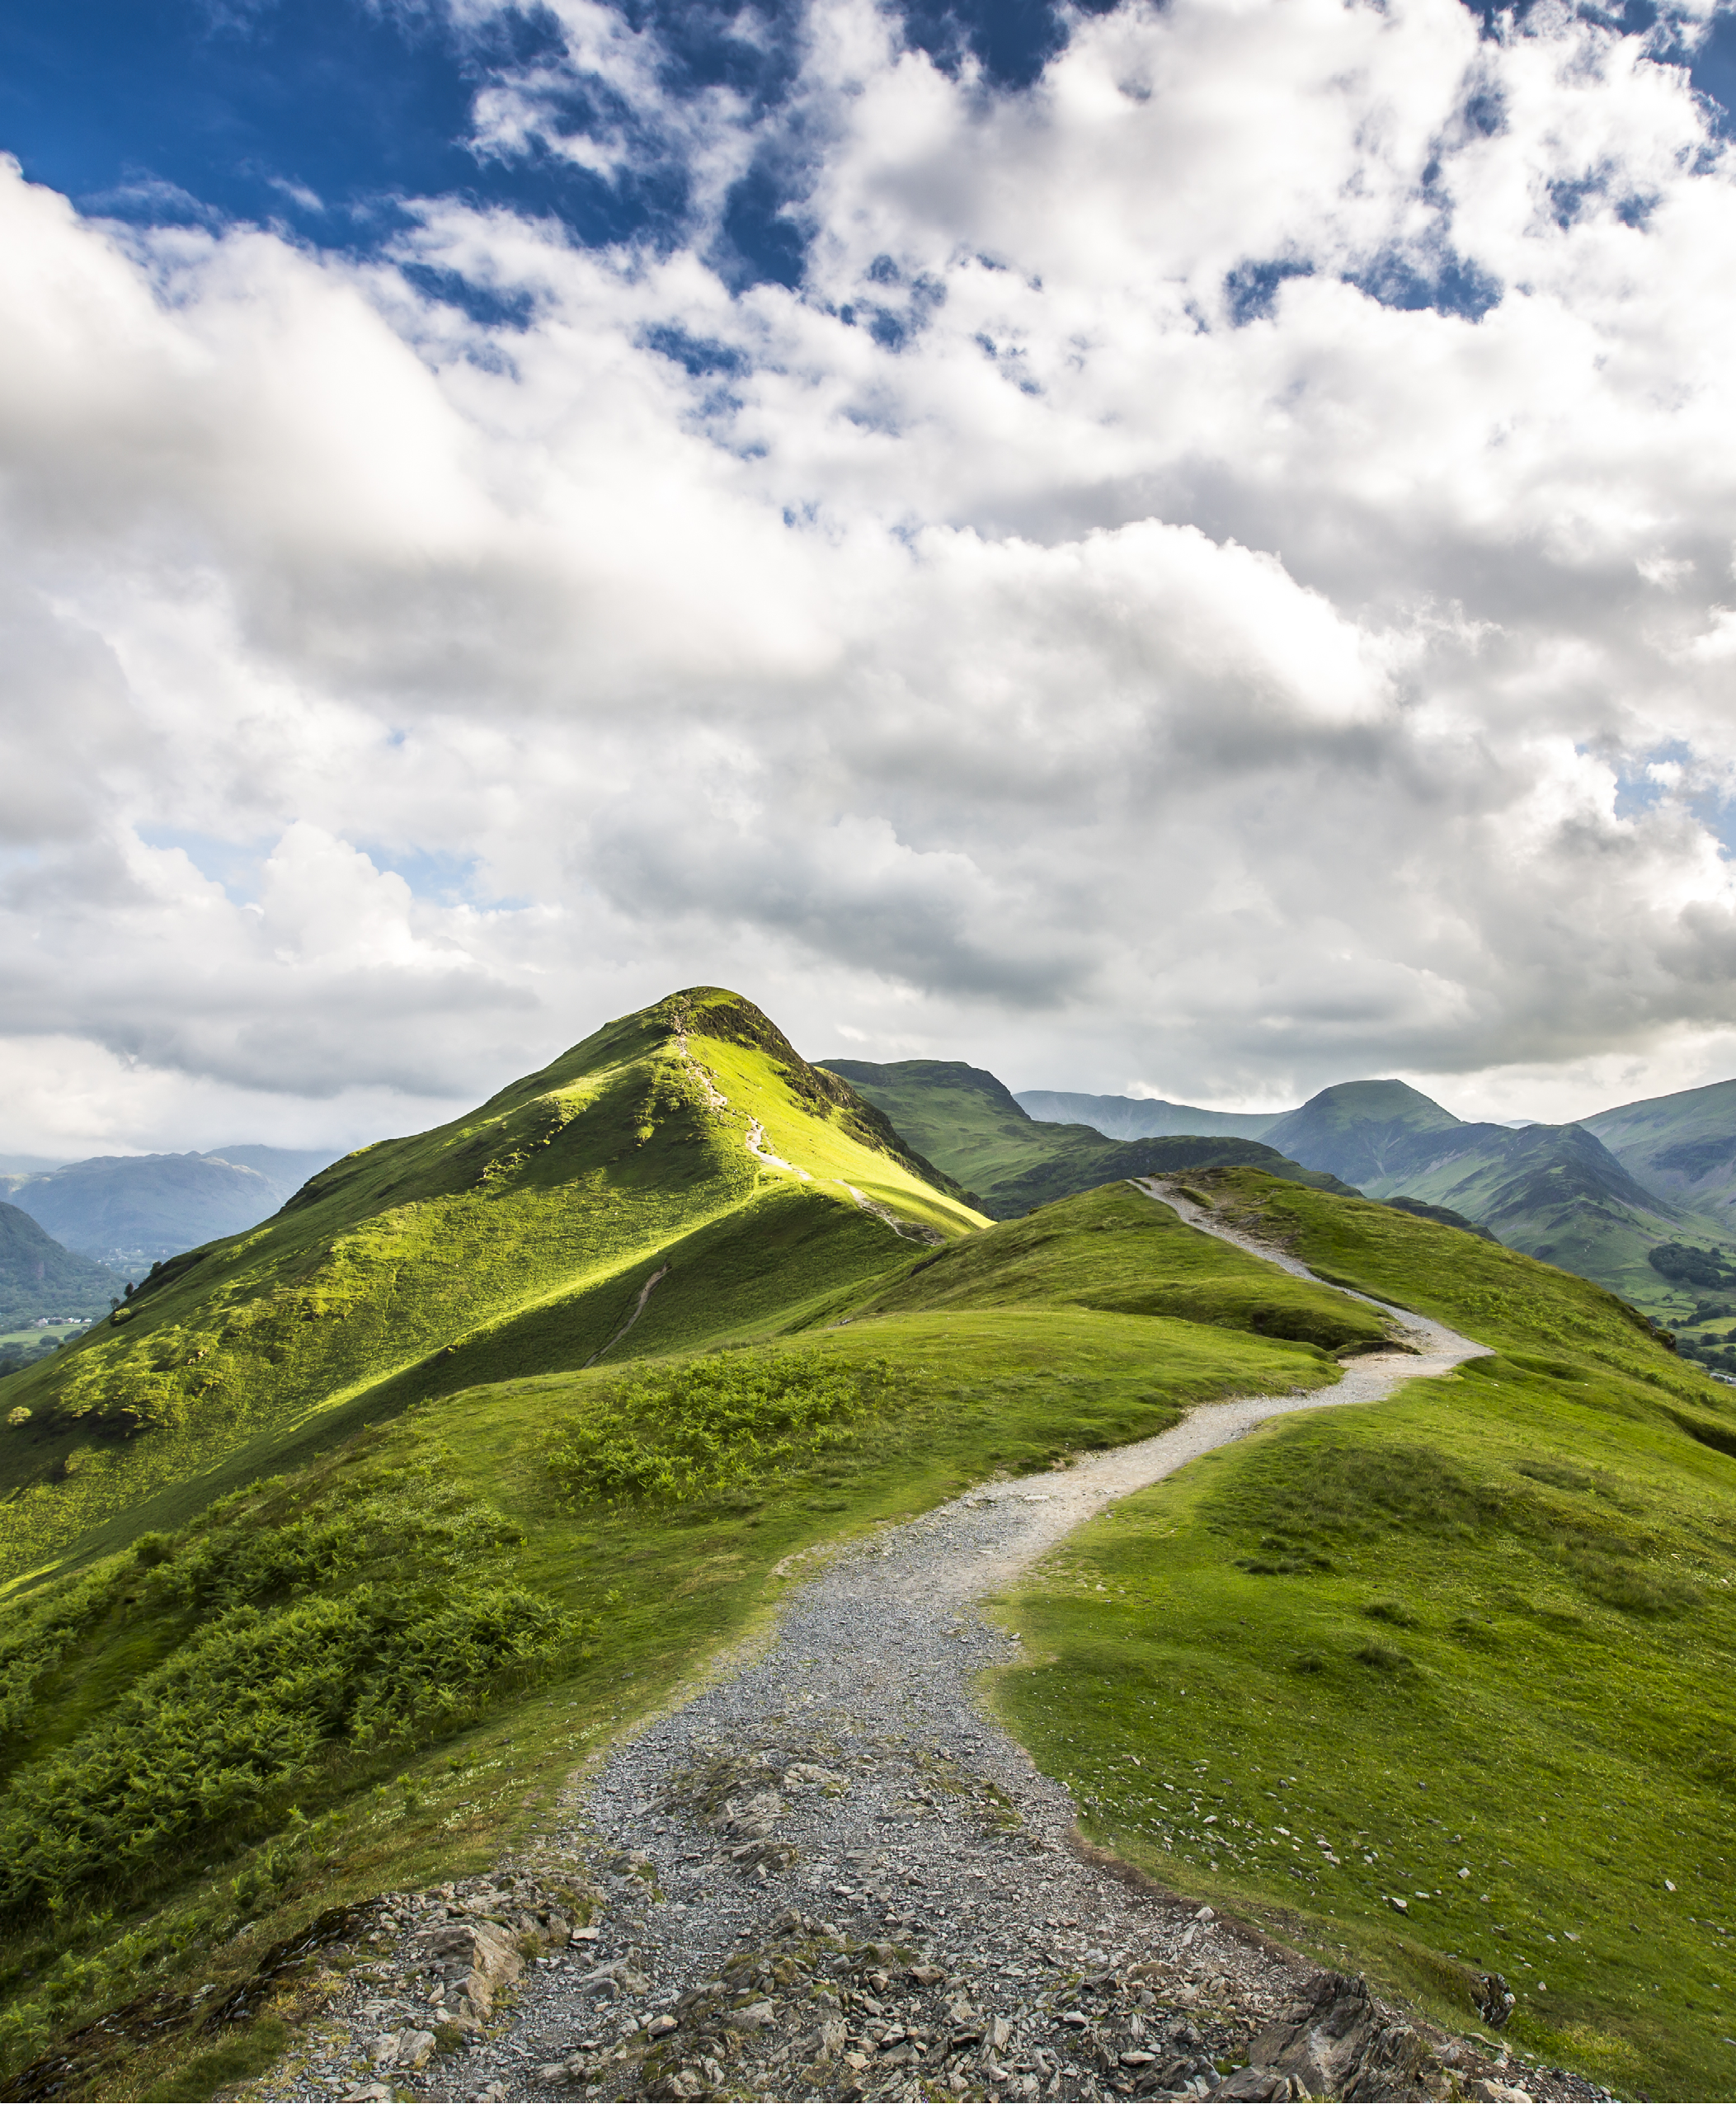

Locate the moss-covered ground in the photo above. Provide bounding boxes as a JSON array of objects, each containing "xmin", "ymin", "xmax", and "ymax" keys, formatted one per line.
[{"xmin": 995, "ymin": 1173, "xmax": 1736, "ymax": 2099}]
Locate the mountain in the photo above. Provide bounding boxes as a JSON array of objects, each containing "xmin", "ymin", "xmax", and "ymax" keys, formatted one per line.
[
  {"xmin": 1256, "ymin": 1079, "xmax": 1734, "ymax": 1320},
  {"xmin": 2, "ymin": 1146, "xmax": 343, "ymax": 1273},
  {"xmin": 1581, "ymin": 1076, "xmax": 1736, "ymax": 1221},
  {"xmin": 198, "ymin": 1143, "xmax": 344, "ymax": 1189},
  {"xmin": 0, "ymin": 987, "xmax": 984, "ymax": 1572},
  {"xmin": 818, "ymin": 1058, "xmax": 1353, "ymax": 1217},
  {"xmin": 6, "ymin": 1145, "xmax": 342, "ymax": 1270},
  {"xmin": 1260, "ymin": 1079, "xmax": 1461, "ymax": 1184},
  {"xmin": 0, "ymin": 998, "xmax": 1733, "ymax": 2098},
  {"xmin": 0, "ymin": 1203, "xmax": 120, "ymax": 1326},
  {"xmin": 1014, "ymin": 1090, "xmax": 1282, "ymax": 1140}
]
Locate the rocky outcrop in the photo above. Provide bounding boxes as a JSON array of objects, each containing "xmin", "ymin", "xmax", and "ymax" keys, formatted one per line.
[
  {"xmin": 415, "ymin": 1916, "xmax": 525, "ymax": 2025},
  {"xmin": 1212, "ymin": 1970, "xmax": 1442, "ymax": 2102}
]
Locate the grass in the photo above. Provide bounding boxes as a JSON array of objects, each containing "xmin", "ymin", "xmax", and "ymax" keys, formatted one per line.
[
  {"xmin": 0, "ymin": 1293, "xmax": 1329, "ymax": 2099},
  {"xmin": 9, "ymin": 1073, "xmax": 1736, "ymax": 2100},
  {"xmin": 820, "ymin": 1061, "xmax": 1352, "ymax": 1218},
  {"xmin": 0, "ymin": 990, "xmax": 985, "ymax": 1586},
  {"xmin": 993, "ymin": 1171, "xmax": 1736, "ymax": 2098},
  {"xmin": 857, "ymin": 1181, "xmax": 1397, "ymax": 1355}
]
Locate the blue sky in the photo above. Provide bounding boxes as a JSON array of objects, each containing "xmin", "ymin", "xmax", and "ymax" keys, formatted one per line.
[
  {"xmin": 7, "ymin": 0, "xmax": 1736, "ymax": 1148},
  {"xmin": 0, "ymin": 0, "xmax": 1089, "ymax": 286},
  {"xmin": 13, "ymin": 0, "xmax": 1731, "ymax": 288}
]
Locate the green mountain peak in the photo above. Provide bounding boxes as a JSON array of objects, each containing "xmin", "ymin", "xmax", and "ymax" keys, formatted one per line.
[{"xmin": 0, "ymin": 987, "xmax": 982, "ymax": 1579}]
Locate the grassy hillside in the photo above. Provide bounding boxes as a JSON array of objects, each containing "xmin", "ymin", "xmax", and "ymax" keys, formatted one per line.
[
  {"xmin": 0, "ymin": 1184, "xmax": 1353, "ymax": 2100},
  {"xmin": 859, "ymin": 1181, "xmax": 1396, "ymax": 1355},
  {"xmin": 0, "ymin": 989, "xmax": 984, "ymax": 1586},
  {"xmin": 4, "ymin": 1121, "xmax": 1735, "ymax": 2097},
  {"xmin": 821, "ymin": 1058, "xmax": 1350, "ymax": 1217},
  {"xmin": 0, "ymin": 1207, "xmax": 118, "ymax": 1329},
  {"xmin": 1015, "ymin": 1090, "xmax": 1282, "ymax": 1141},
  {"xmin": 995, "ymin": 1169, "xmax": 1736, "ymax": 2101}
]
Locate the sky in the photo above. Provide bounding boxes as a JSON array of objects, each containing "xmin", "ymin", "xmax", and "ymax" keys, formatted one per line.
[{"xmin": 7, "ymin": 0, "xmax": 1736, "ymax": 1156}]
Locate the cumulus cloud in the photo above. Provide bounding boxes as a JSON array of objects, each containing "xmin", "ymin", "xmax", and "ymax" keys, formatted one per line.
[{"xmin": 7, "ymin": 0, "xmax": 1736, "ymax": 1149}]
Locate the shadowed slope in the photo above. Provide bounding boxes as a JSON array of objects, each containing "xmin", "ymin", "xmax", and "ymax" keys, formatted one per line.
[
  {"xmin": 821, "ymin": 1058, "xmax": 1352, "ymax": 1217},
  {"xmin": 1260, "ymin": 1080, "xmax": 1736, "ymax": 1317}
]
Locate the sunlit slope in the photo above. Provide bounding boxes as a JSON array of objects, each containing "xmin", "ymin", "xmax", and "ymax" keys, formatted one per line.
[
  {"xmin": 997, "ymin": 1170, "xmax": 1736, "ymax": 2099},
  {"xmin": 858, "ymin": 1182, "xmax": 1397, "ymax": 1355},
  {"xmin": 0, "ymin": 988, "xmax": 983, "ymax": 1579}
]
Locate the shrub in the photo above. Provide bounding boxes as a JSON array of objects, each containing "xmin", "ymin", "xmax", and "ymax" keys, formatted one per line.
[
  {"xmin": 0, "ymin": 1581, "xmax": 561, "ymax": 1909},
  {"xmin": 0, "ymin": 1437, "xmax": 566, "ymax": 1915},
  {"xmin": 546, "ymin": 1352, "xmax": 897, "ymax": 1509}
]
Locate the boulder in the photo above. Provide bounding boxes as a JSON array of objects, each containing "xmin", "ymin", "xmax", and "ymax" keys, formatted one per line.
[
  {"xmin": 399, "ymin": 2031, "xmax": 436, "ymax": 2072},
  {"xmin": 1208, "ymin": 2072, "xmax": 1296, "ymax": 2102},
  {"xmin": 1238, "ymin": 1970, "xmax": 1436, "ymax": 2102},
  {"xmin": 417, "ymin": 1917, "xmax": 525, "ymax": 2018},
  {"xmin": 807, "ymin": 2016, "xmax": 848, "ymax": 2062}
]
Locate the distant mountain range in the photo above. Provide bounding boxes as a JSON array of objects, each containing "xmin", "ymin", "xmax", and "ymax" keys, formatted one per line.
[
  {"xmin": 1, "ymin": 1146, "xmax": 341, "ymax": 1273},
  {"xmin": 15, "ymin": 1057, "xmax": 1736, "ymax": 1366},
  {"xmin": 819, "ymin": 1060, "xmax": 1357, "ymax": 1218},
  {"xmin": 1005, "ymin": 1072, "xmax": 1736, "ymax": 1364},
  {"xmin": 1013, "ymin": 1090, "xmax": 1279, "ymax": 1141}
]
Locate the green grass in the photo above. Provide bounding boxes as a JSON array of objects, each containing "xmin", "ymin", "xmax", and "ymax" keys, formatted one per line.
[
  {"xmin": 10, "ymin": 1078, "xmax": 1736, "ymax": 2100},
  {"xmin": 858, "ymin": 1181, "xmax": 1398, "ymax": 1355},
  {"xmin": 0, "ymin": 990, "xmax": 985, "ymax": 1585},
  {"xmin": 0, "ymin": 1297, "xmax": 1328, "ymax": 2099},
  {"xmin": 994, "ymin": 1171, "xmax": 1736, "ymax": 2099},
  {"xmin": 821, "ymin": 1061, "xmax": 1353, "ymax": 1218}
]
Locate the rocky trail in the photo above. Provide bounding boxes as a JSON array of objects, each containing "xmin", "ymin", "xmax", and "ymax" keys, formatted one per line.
[{"xmin": 246, "ymin": 1189, "xmax": 1613, "ymax": 2104}]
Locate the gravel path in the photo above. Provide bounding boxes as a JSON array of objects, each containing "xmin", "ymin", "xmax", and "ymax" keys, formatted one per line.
[{"xmin": 252, "ymin": 1188, "xmax": 1588, "ymax": 2104}]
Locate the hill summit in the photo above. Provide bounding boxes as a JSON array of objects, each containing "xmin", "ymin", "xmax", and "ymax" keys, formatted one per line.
[{"xmin": 0, "ymin": 987, "xmax": 983, "ymax": 1575}]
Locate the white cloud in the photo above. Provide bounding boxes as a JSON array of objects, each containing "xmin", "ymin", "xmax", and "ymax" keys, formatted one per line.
[{"xmin": 7, "ymin": 0, "xmax": 1736, "ymax": 1151}]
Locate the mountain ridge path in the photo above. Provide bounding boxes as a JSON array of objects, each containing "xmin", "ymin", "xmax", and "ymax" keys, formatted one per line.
[{"xmin": 261, "ymin": 1188, "xmax": 1564, "ymax": 2104}]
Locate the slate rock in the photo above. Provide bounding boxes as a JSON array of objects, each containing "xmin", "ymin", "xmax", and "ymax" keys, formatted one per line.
[{"xmin": 1244, "ymin": 1970, "xmax": 1436, "ymax": 2102}]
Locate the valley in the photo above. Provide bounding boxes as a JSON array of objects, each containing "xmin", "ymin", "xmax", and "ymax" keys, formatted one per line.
[{"xmin": 0, "ymin": 991, "xmax": 1730, "ymax": 2102}]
